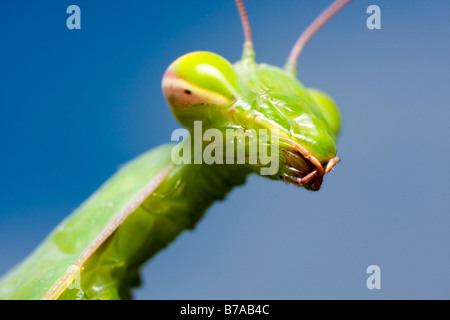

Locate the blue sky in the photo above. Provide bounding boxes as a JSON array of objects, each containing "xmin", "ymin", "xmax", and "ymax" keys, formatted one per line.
[{"xmin": 0, "ymin": 0, "xmax": 449, "ymax": 299}]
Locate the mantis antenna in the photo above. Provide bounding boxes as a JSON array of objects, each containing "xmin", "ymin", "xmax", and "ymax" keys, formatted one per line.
[
  {"xmin": 235, "ymin": 0, "xmax": 253, "ymax": 53},
  {"xmin": 286, "ymin": 0, "xmax": 353, "ymax": 74}
]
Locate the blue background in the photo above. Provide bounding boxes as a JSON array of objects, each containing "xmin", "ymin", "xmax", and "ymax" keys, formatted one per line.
[{"xmin": 0, "ymin": 0, "xmax": 449, "ymax": 299}]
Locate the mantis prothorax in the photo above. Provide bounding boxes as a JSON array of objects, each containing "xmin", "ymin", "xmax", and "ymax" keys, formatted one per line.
[{"xmin": 0, "ymin": 0, "xmax": 351, "ymax": 300}]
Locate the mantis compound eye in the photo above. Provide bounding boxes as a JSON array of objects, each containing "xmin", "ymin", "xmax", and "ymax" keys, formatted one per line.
[
  {"xmin": 307, "ymin": 88, "xmax": 341, "ymax": 138},
  {"xmin": 162, "ymin": 51, "xmax": 241, "ymax": 128}
]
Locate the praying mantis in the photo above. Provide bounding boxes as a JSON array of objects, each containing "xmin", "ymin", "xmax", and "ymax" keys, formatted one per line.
[{"xmin": 0, "ymin": 0, "xmax": 352, "ymax": 299}]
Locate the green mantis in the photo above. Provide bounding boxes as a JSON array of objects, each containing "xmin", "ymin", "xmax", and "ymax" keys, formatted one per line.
[{"xmin": 0, "ymin": 0, "xmax": 351, "ymax": 299}]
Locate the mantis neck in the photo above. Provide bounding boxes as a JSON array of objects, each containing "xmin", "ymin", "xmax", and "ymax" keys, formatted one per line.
[
  {"xmin": 73, "ymin": 147, "xmax": 251, "ymax": 299},
  {"xmin": 144, "ymin": 161, "xmax": 251, "ymax": 228}
]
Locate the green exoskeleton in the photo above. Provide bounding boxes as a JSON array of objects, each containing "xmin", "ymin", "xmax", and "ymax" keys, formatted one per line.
[{"xmin": 0, "ymin": 0, "xmax": 351, "ymax": 299}]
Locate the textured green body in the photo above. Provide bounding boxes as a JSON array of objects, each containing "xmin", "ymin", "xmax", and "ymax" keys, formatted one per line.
[
  {"xmin": 0, "ymin": 145, "xmax": 174, "ymax": 299},
  {"xmin": 0, "ymin": 51, "xmax": 340, "ymax": 299},
  {"xmin": 233, "ymin": 60, "xmax": 338, "ymax": 163},
  {"xmin": 165, "ymin": 51, "xmax": 339, "ymax": 165},
  {"xmin": 0, "ymin": 144, "xmax": 249, "ymax": 299}
]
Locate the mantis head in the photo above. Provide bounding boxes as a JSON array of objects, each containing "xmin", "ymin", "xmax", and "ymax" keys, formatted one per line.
[
  {"xmin": 162, "ymin": 51, "xmax": 240, "ymax": 129},
  {"xmin": 161, "ymin": 0, "xmax": 350, "ymax": 190}
]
